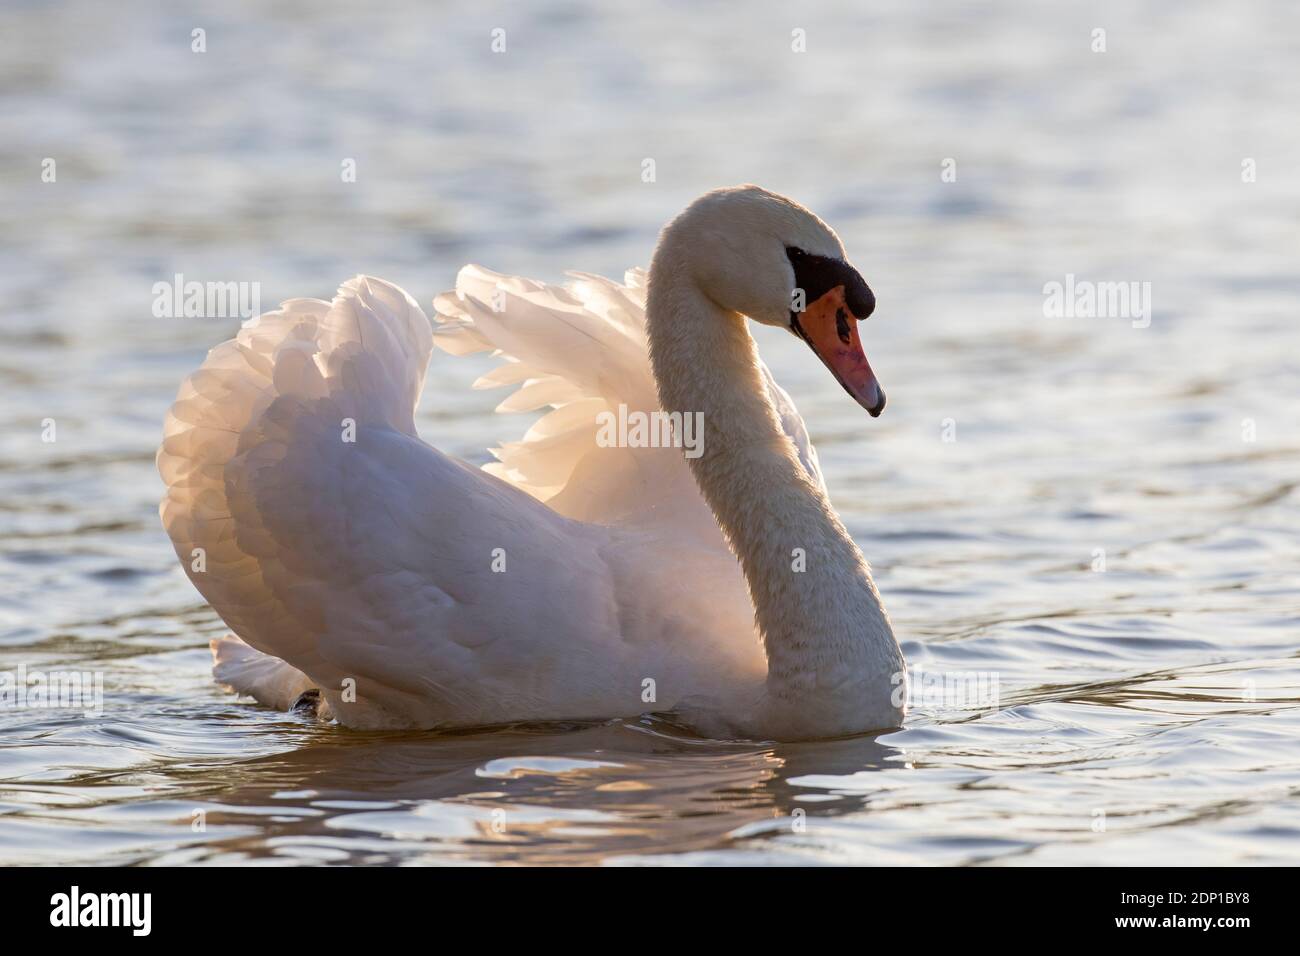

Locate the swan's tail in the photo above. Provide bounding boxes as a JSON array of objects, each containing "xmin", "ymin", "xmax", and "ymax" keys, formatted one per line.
[
  {"xmin": 211, "ymin": 634, "xmax": 317, "ymax": 711},
  {"xmin": 158, "ymin": 277, "xmax": 433, "ymax": 689}
]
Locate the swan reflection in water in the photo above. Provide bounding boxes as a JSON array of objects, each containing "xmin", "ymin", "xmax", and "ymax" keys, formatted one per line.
[{"xmin": 181, "ymin": 719, "xmax": 903, "ymax": 865}]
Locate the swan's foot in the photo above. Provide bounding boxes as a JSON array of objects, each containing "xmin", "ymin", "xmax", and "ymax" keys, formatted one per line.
[{"xmin": 290, "ymin": 688, "xmax": 323, "ymax": 718}]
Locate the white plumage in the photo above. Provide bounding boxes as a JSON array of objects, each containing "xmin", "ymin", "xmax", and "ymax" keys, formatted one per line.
[{"xmin": 160, "ymin": 186, "xmax": 906, "ymax": 739}]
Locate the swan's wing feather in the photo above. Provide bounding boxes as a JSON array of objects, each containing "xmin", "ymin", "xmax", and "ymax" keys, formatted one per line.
[
  {"xmin": 432, "ymin": 266, "xmax": 691, "ymax": 527},
  {"xmin": 240, "ymin": 411, "xmax": 625, "ymax": 725},
  {"xmin": 160, "ymin": 277, "xmax": 626, "ymax": 727},
  {"xmin": 431, "ymin": 264, "xmax": 826, "ymax": 526}
]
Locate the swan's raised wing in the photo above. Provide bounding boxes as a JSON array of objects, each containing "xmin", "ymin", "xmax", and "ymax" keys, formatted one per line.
[
  {"xmin": 160, "ymin": 271, "xmax": 815, "ymax": 728},
  {"xmin": 431, "ymin": 266, "xmax": 825, "ymax": 537},
  {"xmin": 158, "ymin": 278, "xmax": 634, "ymax": 728}
]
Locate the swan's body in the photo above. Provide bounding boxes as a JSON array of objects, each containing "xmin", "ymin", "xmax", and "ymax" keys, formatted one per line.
[{"xmin": 159, "ymin": 186, "xmax": 906, "ymax": 740}]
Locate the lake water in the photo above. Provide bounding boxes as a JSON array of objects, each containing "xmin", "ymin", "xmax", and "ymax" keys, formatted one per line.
[{"xmin": 1, "ymin": 0, "xmax": 1298, "ymax": 865}]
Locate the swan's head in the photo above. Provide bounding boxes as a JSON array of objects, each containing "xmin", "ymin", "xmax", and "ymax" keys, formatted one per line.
[{"xmin": 663, "ymin": 184, "xmax": 884, "ymax": 417}]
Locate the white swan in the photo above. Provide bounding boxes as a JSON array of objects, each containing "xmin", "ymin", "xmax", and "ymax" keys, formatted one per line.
[{"xmin": 158, "ymin": 185, "xmax": 906, "ymax": 740}]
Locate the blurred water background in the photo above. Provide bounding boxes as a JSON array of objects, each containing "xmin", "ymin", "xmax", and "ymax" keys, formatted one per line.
[{"xmin": 1, "ymin": 0, "xmax": 1298, "ymax": 864}]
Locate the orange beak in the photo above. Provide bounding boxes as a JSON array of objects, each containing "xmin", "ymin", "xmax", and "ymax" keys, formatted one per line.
[{"xmin": 792, "ymin": 284, "xmax": 885, "ymax": 417}]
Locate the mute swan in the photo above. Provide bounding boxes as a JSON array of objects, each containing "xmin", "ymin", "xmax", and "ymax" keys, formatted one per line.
[{"xmin": 158, "ymin": 185, "xmax": 906, "ymax": 740}]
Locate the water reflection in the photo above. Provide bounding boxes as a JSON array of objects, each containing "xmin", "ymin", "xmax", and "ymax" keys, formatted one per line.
[{"xmin": 158, "ymin": 720, "xmax": 901, "ymax": 864}]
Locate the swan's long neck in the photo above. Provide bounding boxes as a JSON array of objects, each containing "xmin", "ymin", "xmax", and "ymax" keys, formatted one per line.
[{"xmin": 646, "ymin": 240, "xmax": 904, "ymax": 731}]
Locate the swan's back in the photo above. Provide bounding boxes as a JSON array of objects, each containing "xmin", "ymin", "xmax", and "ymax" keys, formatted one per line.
[{"xmin": 158, "ymin": 275, "xmax": 774, "ymax": 730}]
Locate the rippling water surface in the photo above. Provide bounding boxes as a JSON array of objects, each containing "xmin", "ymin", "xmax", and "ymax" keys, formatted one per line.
[{"xmin": 2, "ymin": 0, "xmax": 1298, "ymax": 865}]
